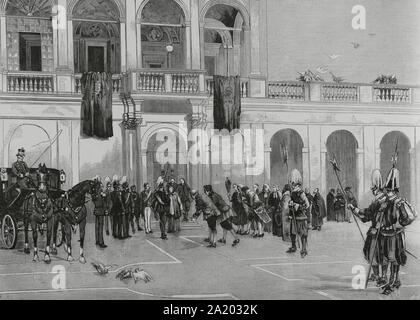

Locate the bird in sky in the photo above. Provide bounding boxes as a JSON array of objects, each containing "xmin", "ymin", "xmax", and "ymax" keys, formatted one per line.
[
  {"xmin": 327, "ymin": 54, "xmax": 342, "ymax": 60},
  {"xmin": 350, "ymin": 42, "xmax": 361, "ymax": 49}
]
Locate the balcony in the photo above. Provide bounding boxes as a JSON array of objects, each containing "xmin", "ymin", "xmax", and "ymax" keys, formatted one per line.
[
  {"xmin": 268, "ymin": 81, "xmax": 417, "ymax": 104},
  {"xmin": 0, "ymin": 70, "xmax": 418, "ymax": 105}
]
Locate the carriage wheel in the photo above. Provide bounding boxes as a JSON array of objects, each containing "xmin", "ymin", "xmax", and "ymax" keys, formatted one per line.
[
  {"xmin": 1, "ymin": 214, "xmax": 18, "ymax": 249},
  {"xmin": 55, "ymin": 221, "xmax": 63, "ymax": 248}
]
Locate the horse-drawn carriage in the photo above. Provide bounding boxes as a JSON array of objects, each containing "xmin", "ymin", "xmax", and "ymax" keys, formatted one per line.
[{"xmin": 0, "ymin": 167, "xmax": 65, "ymax": 250}]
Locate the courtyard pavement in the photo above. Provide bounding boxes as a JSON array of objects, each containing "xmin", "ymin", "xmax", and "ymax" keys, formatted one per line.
[{"xmin": 1, "ymin": 217, "xmax": 420, "ymax": 300}]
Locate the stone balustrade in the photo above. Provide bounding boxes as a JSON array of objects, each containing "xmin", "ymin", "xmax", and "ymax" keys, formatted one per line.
[
  {"xmin": 74, "ymin": 74, "xmax": 122, "ymax": 94},
  {"xmin": 268, "ymin": 81, "xmax": 417, "ymax": 104},
  {"xmin": 268, "ymin": 81, "xmax": 306, "ymax": 100},
  {"xmin": 5, "ymin": 72, "xmax": 55, "ymax": 93},
  {"xmin": 132, "ymin": 69, "xmax": 206, "ymax": 94},
  {"xmin": 321, "ymin": 83, "xmax": 359, "ymax": 102},
  {"xmin": 205, "ymin": 76, "xmax": 250, "ymax": 98}
]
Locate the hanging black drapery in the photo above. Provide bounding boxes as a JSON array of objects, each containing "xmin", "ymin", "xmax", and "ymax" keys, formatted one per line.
[
  {"xmin": 213, "ymin": 75, "xmax": 241, "ymax": 131},
  {"xmin": 81, "ymin": 72, "xmax": 114, "ymax": 139}
]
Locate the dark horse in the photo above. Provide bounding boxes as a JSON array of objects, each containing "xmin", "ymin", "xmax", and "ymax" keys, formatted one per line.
[
  {"xmin": 21, "ymin": 165, "xmax": 56, "ymax": 263},
  {"xmin": 54, "ymin": 180, "xmax": 100, "ymax": 263}
]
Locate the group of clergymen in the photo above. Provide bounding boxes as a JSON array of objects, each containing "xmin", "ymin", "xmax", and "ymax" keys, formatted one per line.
[{"xmin": 326, "ymin": 187, "xmax": 358, "ymax": 223}]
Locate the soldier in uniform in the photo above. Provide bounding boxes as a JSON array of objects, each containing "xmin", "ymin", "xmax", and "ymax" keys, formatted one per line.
[
  {"xmin": 286, "ymin": 170, "xmax": 310, "ymax": 258},
  {"xmin": 141, "ymin": 183, "xmax": 154, "ymax": 234},
  {"xmin": 121, "ymin": 177, "xmax": 132, "ymax": 239},
  {"xmin": 349, "ymin": 165, "xmax": 416, "ymax": 294},
  {"xmin": 130, "ymin": 185, "xmax": 143, "ymax": 232},
  {"xmin": 92, "ymin": 177, "xmax": 107, "ymax": 248},
  {"xmin": 103, "ymin": 177, "xmax": 112, "ymax": 236},
  {"xmin": 110, "ymin": 179, "xmax": 123, "ymax": 239},
  {"xmin": 153, "ymin": 181, "xmax": 170, "ymax": 240}
]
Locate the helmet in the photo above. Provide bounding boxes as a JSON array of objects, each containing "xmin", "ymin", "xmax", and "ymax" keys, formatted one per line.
[
  {"xmin": 384, "ymin": 167, "xmax": 400, "ymax": 193},
  {"xmin": 288, "ymin": 169, "xmax": 302, "ymax": 187},
  {"xmin": 371, "ymin": 169, "xmax": 383, "ymax": 192}
]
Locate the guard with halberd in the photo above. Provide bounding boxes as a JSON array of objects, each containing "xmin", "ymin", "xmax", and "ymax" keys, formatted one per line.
[
  {"xmin": 286, "ymin": 169, "xmax": 310, "ymax": 258},
  {"xmin": 349, "ymin": 152, "xmax": 417, "ymax": 294}
]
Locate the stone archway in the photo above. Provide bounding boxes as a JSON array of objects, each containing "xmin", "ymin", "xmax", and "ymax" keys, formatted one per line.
[
  {"xmin": 145, "ymin": 128, "xmax": 188, "ymax": 188},
  {"xmin": 380, "ymin": 131, "xmax": 411, "ymax": 200},
  {"xmin": 270, "ymin": 129, "xmax": 304, "ymax": 186},
  {"xmin": 326, "ymin": 130, "xmax": 358, "ymax": 197},
  {"xmin": 8, "ymin": 124, "xmax": 52, "ymax": 167},
  {"xmin": 72, "ymin": 0, "xmax": 121, "ymax": 73}
]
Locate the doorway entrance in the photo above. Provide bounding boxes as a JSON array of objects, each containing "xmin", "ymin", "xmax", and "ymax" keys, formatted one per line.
[{"xmin": 88, "ymin": 46, "xmax": 106, "ymax": 72}]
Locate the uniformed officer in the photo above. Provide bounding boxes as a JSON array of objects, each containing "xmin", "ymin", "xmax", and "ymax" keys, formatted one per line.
[{"xmin": 92, "ymin": 177, "xmax": 107, "ymax": 248}]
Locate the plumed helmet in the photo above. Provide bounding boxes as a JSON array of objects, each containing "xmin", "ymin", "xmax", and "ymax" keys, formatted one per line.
[
  {"xmin": 385, "ymin": 167, "xmax": 400, "ymax": 192},
  {"xmin": 288, "ymin": 169, "xmax": 302, "ymax": 186},
  {"xmin": 156, "ymin": 176, "xmax": 164, "ymax": 187},
  {"xmin": 112, "ymin": 175, "xmax": 120, "ymax": 183},
  {"xmin": 371, "ymin": 169, "xmax": 383, "ymax": 192},
  {"xmin": 104, "ymin": 176, "xmax": 111, "ymax": 186},
  {"xmin": 203, "ymin": 185, "xmax": 213, "ymax": 193}
]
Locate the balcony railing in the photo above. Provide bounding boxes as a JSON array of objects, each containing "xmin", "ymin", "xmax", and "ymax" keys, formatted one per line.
[
  {"xmin": 321, "ymin": 83, "xmax": 359, "ymax": 102},
  {"xmin": 373, "ymin": 85, "xmax": 411, "ymax": 103},
  {"xmin": 268, "ymin": 81, "xmax": 415, "ymax": 104},
  {"xmin": 268, "ymin": 81, "xmax": 305, "ymax": 100},
  {"xmin": 132, "ymin": 69, "xmax": 205, "ymax": 94},
  {"xmin": 6, "ymin": 72, "xmax": 55, "ymax": 94},
  {"xmin": 205, "ymin": 76, "xmax": 250, "ymax": 98},
  {"xmin": 74, "ymin": 73, "xmax": 122, "ymax": 94}
]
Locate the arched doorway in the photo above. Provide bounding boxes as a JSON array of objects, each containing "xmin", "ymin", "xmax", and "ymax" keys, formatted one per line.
[
  {"xmin": 326, "ymin": 130, "xmax": 358, "ymax": 197},
  {"xmin": 203, "ymin": 3, "xmax": 248, "ymax": 77},
  {"xmin": 8, "ymin": 124, "xmax": 51, "ymax": 167},
  {"xmin": 5, "ymin": 0, "xmax": 54, "ymax": 72},
  {"xmin": 72, "ymin": 0, "xmax": 121, "ymax": 73},
  {"xmin": 139, "ymin": 0, "xmax": 187, "ymax": 69},
  {"xmin": 380, "ymin": 131, "xmax": 411, "ymax": 200},
  {"xmin": 146, "ymin": 129, "xmax": 187, "ymax": 187},
  {"xmin": 270, "ymin": 129, "xmax": 304, "ymax": 186}
]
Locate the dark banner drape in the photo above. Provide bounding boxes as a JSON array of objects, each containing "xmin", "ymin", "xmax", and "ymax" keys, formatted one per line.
[
  {"xmin": 213, "ymin": 75, "xmax": 241, "ymax": 131},
  {"xmin": 81, "ymin": 72, "xmax": 114, "ymax": 139}
]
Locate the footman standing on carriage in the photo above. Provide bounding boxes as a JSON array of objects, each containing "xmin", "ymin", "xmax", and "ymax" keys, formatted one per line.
[{"xmin": 286, "ymin": 170, "xmax": 310, "ymax": 258}]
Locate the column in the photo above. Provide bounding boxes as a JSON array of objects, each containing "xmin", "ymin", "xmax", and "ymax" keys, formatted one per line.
[
  {"xmin": 199, "ymin": 23, "xmax": 205, "ymax": 71},
  {"xmin": 264, "ymin": 147, "xmax": 271, "ymax": 185},
  {"xmin": 0, "ymin": 119, "xmax": 4, "ymax": 167},
  {"xmin": 410, "ymin": 148, "xmax": 416, "ymax": 203},
  {"xmin": 126, "ymin": 0, "xmax": 137, "ymax": 71},
  {"xmin": 120, "ymin": 21, "xmax": 127, "ymax": 72},
  {"xmin": 249, "ymin": 0, "xmax": 261, "ymax": 75},
  {"xmin": 70, "ymin": 121, "xmax": 80, "ymax": 186},
  {"xmin": 363, "ymin": 127, "xmax": 376, "ymax": 197},
  {"xmin": 308, "ymin": 125, "xmax": 321, "ymax": 190},
  {"xmin": 67, "ymin": 16, "xmax": 74, "ymax": 71},
  {"xmin": 0, "ymin": 13, "xmax": 6, "ymax": 72},
  {"xmin": 356, "ymin": 148, "xmax": 365, "ymax": 202},
  {"xmin": 185, "ymin": 23, "xmax": 192, "ymax": 69},
  {"xmin": 190, "ymin": 0, "xmax": 201, "ymax": 69},
  {"xmin": 55, "ymin": 0, "xmax": 73, "ymax": 93},
  {"xmin": 302, "ymin": 147, "xmax": 310, "ymax": 188},
  {"xmin": 136, "ymin": 21, "xmax": 142, "ymax": 68},
  {"xmin": 320, "ymin": 149, "xmax": 327, "ymax": 196}
]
